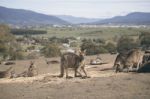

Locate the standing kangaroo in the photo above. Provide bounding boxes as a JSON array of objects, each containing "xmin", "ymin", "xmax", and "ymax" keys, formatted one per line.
[
  {"xmin": 59, "ymin": 50, "xmax": 88, "ymax": 78},
  {"xmin": 45, "ymin": 59, "xmax": 51, "ymax": 65},
  {"xmin": 27, "ymin": 61, "xmax": 38, "ymax": 77}
]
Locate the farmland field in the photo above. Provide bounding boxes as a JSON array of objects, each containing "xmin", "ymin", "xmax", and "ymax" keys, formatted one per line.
[{"xmin": 34, "ymin": 27, "xmax": 150, "ymax": 39}]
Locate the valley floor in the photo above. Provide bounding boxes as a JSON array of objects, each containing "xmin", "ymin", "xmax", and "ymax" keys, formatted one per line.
[{"xmin": 0, "ymin": 54, "xmax": 150, "ymax": 99}]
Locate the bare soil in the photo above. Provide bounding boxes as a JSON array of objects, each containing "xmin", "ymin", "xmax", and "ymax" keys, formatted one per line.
[{"xmin": 0, "ymin": 54, "xmax": 150, "ymax": 99}]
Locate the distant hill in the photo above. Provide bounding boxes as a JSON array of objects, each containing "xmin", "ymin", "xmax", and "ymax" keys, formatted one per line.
[
  {"xmin": 0, "ymin": 6, "xmax": 69, "ymax": 26},
  {"xmin": 1, "ymin": 6, "xmax": 150, "ymax": 26},
  {"xmin": 56, "ymin": 15, "xmax": 101, "ymax": 24},
  {"xmin": 92, "ymin": 12, "xmax": 150, "ymax": 25}
]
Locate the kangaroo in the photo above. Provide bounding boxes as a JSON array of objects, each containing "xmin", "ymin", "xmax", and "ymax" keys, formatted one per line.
[
  {"xmin": 114, "ymin": 49, "xmax": 144, "ymax": 73},
  {"xmin": 0, "ymin": 67, "xmax": 13, "ymax": 78},
  {"xmin": 45, "ymin": 59, "xmax": 51, "ymax": 65},
  {"xmin": 9, "ymin": 61, "xmax": 38, "ymax": 78},
  {"xmin": 27, "ymin": 61, "xmax": 38, "ymax": 77},
  {"xmin": 59, "ymin": 50, "xmax": 88, "ymax": 78},
  {"xmin": 124, "ymin": 49, "xmax": 144, "ymax": 72},
  {"xmin": 113, "ymin": 53, "xmax": 127, "ymax": 73}
]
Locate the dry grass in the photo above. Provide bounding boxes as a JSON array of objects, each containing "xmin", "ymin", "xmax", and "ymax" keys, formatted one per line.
[{"xmin": 0, "ymin": 54, "xmax": 150, "ymax": 99}]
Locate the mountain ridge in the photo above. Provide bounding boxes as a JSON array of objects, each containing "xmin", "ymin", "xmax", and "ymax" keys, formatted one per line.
[
  {"xmin": 0, "ymin": 6, "xmax": 150, "ymax": 26},
  {"xmin": 92, "ymin": 12, "xmax": 150, "ymax": 25},
  {"xmin": 56, "ymin": 15, "xmax": 101, "ymax": 24},
  {"xmin": 0, "ymin": 6, "xmax": 69, "ymax": 26}
]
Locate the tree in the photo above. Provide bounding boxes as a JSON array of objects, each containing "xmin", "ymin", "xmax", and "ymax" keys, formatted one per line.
[
  {"xmin": 105, "ymin": 42, "xmax": 117, "ymax": 53},
  {"xmin": 0, "ymin": 24, "xmax": 15, "ymax": 55},
  {"xmin": 117, "ymin": 36, "xmax": 139, "ymax": 53},
  {"xmin": 139, "ymin": 31, "xmax": 150, "ymax": 49},
  {"xmin": 0, "ymin": 25, "xmax": 25, "ymax": 60},
  {"xmin": 0, "ymin": 24, "xmax": 14, "ymax": 43},
  {"xmin": 81, "ymin": 40, "xmax": 108, "ymax": 55},
  {"xmin": 41, "ymin": 43, "xmax": 60, "ymax": 57}
]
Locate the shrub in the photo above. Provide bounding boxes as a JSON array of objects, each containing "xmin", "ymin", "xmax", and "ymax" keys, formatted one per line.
[
  {"xmin": 11, "ymin": 29, "xmax": 47, "ymax": 35},
  {"xmin": 105, "ymin": 42, "xmax": 117, "ymax": 53},
  {"xmin": 41, "ymin": 43, "xmax": 60, "ymax": 57},
  {"xmin": 27, "ymin": 46, "xmax": 35, "ymax": 50},
  {"xmin": 117, "ymin": 36, "xmax": 139, "ymax": 53},
  {"xmin": 6, "ymin": 44, "xmax": 25, "ymax": 60},
  {"xmin": 70, "ymin": 42, "xmax": 78, "ymax": 47},
  {"xmin": 48, "ymin": 36, "xmax": 71, "ymax": 44},
  {"xmin": 26, "ymin": 52, "xmax": 39, "ymax": 59},
  {"xmin": 93, "ymin": 38, "xmax": 105, "ymax": 44},
  {"xmin": 141, "ymin": 36, "xmax": 150, "ymax": 47},
  {"xmin": 140, "ymin": 32, "xmax": 150, "ymax": 49},
  {"xmin": 0, "ymin": 43, "xmax": 7, "ymax": 53},
  {"xmin": 0, "ymin": 24, "xmax": 16, "ymax": 59},
  {"xmin": 81, "ymin": 40, "xmax": 108, "ymax": 55},
  {"xmin": 0, "ymin": 24, "xmax": 14, "ymax": 43},
  {"xmin": 9, "ymin": 51, "xmax": 25, "ymax": 60}
]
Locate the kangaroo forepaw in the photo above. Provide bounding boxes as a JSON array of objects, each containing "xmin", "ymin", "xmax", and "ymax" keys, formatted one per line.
[
  {"xmin": 81, "ymin": 76, "xmax": 88, "ymax": 79},
  {"xmin": 58, "ymin": 74, "xmax": 63, "ymax": 78},
  {"xmin": 75, "ymin": 75, "xmax": 82, "ymax": 77},
  {"xmin": 66, "ymin": 76, "xmax": 73, "ymax": 79}
]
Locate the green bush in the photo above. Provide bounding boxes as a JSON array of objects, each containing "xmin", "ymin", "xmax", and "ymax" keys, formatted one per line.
[
  {"xmin": 81, "ymin": 40, "xmax": 108, "ymax": 55},
  {"xmin": 141, "ymin": 36, "xmax": 150, "ymax": 46},
  {"xmin": 70, "ymin": 42, "xmax": 78, "ymax": 47},
  {"xmin": 6, "ymin": 44, "xmax": 25, "ymax": 60},
  {"xmin": 0, "ymin": 24, "xmax": 14, "ymax": 43},
  {"xmin": 26, "ymin": 52, "xmax": 39, "ymax": 59},
  {"xmin": 0, "ymin": 24, "xmax": 17, "ymax": 60},
  {"xmin": 11, "ymin": 29, "xmax": 47, "ymax": 35},
  {"xmin": 105, "ymin": 42, "xmax": 117, "ymax": 53},
  {"xmin": 41, "ymin": 43, "xmax": 60, "ymax": 57},
  {"xmin": 117, "ymin": 36, "xmax": 139, "ymax": 53},
  {"xmin": 49, "ymin": 36, "xmax": 69, "ymax": 43},
  {"xmin": 98, "ymin": 46, "xmax": 108, "ymax": 53},
  {"xmin": 0, "ymin": 43, "xmax": 7, "ymax": 53},
  {"xmin": 27, "ymin": 46, "xmax": 35, "ymax": 50},
  {"xmin": 140, "ymin": 32, "xmax": 150, "ymax": 49},
  {"xmin": 9, "ymin": 51, "xmax": 25, "ymax": 60}
]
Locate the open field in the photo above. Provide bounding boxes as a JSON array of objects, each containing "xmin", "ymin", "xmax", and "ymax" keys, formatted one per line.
[
  {"xmin": 0, "ymin": 54, "xmax": 150, "ymax": 99},
  {"xmin": 34, "ymin": 27, "xmax": 150, "ymax": 39}
]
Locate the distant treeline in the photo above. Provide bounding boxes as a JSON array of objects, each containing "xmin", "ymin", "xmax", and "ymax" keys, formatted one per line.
[{"xmin": 11, "ymin": 29, "xmax": 47, "ymax": 35}]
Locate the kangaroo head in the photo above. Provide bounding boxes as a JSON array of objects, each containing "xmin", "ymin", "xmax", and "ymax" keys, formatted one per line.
[
  {"xmin": 79, "ymin": 49, "xmax": 86, "ymax": 56},
  {"xmin": 30, "ymin": 61, "xmax": 34, "ymax": 65}
]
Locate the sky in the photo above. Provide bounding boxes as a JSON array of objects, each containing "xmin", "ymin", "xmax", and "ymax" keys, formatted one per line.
[{"xmin": 0, "ymin": 0, "xmax": 150, "ymax": 18}]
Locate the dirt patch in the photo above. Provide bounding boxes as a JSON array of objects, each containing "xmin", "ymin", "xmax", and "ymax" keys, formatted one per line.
[{"xmin": 0, "ymin": 54, "xmax": 150, "ymax": 99}]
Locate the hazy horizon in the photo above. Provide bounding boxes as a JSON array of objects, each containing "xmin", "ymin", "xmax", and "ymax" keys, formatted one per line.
[{"xmin": 0, "ymin": 0, "xmax": 150, "ymax": 18}]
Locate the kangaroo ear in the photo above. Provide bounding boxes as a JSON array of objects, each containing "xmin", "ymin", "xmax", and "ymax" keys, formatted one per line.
[
  {"xmin": 83, "ymin": 49, "xmax": 86, "ymax": 54},
  {"xmin": 78, "ymin": 49, "xmax": 81, "ymax": 53},
  {"xmin": 30, "ymin": 61, "xmax": 34, "ymax": 64},
  {"xmin": 77, "ymin": 49, "xmax": 81, "ymax": 54}
]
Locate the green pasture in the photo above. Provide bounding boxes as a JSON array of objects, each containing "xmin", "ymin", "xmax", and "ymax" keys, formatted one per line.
[{"xmin": 35, "ymin": 27, "xmax": 150, "ymax": 40}]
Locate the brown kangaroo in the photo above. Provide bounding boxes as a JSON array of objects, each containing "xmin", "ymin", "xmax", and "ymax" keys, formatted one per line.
[
  {"xmin": 59, "ymin": 50, "xmax": 88, "ymax": 78},
  {"xmin": 0, "ymin": 67, "xmax": 13, "ymax": 78}
]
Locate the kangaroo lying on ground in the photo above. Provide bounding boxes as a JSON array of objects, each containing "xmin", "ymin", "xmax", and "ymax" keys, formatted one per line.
[
  {"xmin": 11, "ymin": 61, "xmax": 38, "ymax": 78},
  {"xmin": 0, "ymin": 67, "xmax": 12, "ymax": 78}
]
